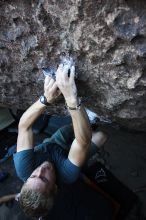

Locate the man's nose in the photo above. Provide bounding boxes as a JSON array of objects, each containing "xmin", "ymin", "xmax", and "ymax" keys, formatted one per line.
[{"xmin": 37, "ymin": 167, "xmax": 44, "ymax": 177}]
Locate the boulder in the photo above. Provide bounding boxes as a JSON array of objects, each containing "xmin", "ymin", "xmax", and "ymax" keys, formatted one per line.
[{"xmin": 0, "ymin": 0, "xmax": 146, "ymax": 131}]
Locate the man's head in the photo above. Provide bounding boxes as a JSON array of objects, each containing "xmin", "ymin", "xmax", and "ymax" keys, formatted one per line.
[{"xmin": 19, "ymin": 161, "xmax": 57, "ymax": 218}]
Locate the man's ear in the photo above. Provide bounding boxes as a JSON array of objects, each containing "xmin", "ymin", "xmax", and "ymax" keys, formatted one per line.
[{"xmin": 15, "ymin": 193, "xmax": 20, "ymax": 201}]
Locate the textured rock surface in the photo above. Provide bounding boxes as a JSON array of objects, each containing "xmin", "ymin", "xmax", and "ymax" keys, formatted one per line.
[{"xmin": 0, "ymin": 0, "xmax": 146, "ymax": 131}]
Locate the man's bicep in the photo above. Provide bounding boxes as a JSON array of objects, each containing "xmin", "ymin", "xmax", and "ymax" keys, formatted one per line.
[
  {"xmin": 17, "ymin": 127, "xmax": 33, "ymax": 152},
  {"xmin": 68, "ymin": 139, "xmax": 89, "ymax": 167}
]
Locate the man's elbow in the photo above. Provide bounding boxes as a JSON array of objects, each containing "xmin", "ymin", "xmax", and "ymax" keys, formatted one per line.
[
  {"xmin": 18, "ymin": 118, "xmax": 30, "ymax": 131},
  {"xmin": 78, "ymin": 132, "xmax": 92, "ymax": 147}
]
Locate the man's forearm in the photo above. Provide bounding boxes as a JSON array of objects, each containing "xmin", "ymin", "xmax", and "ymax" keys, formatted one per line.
[
  {"xmin": 67, "ymin": 100, "xmax": 92, "ymax": 146},
  {"xmin": 19, "ymin": 99, "xmax": 46, "ymax": 130}
]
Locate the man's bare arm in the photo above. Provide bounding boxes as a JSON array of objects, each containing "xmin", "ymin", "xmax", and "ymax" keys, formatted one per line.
[
  {"xmin": 56, "ymin": 65, "xmax": 92, "ymax": 167},
  {"xmin": 17, "ymin": 77, "xmax": 60, "ymax": 152},
  {"xmin": 17, "ymin": 100, "xmax": 46, "ymax": 152},
  {"xmin": 68, "ymin": 105, "xmax": 92, "ymax": 167}
]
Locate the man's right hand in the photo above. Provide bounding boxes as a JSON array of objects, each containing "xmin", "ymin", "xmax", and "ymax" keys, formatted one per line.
[
  {"xmin": 56, "ymin": 64, "xmax": 78, "ymax": 107},
  {"xmin": 44, "ymin": 76, "xmax": 61, "ymax": 103}
]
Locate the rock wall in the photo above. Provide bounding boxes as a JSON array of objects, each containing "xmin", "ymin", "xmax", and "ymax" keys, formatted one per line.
[{"xmin": 0, "ymin": 0, "xmax": 146, "ymax": 131}]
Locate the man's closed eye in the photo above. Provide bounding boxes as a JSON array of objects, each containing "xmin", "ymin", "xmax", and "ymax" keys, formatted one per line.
[{"xmin": 30, "ymin": 175, "xmax": 49, "ymax": 184}]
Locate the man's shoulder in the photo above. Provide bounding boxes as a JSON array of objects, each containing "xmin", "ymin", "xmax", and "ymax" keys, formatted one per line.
[{"xmin": 13, "ymin": 149, "xmax": 34, "ymax": 182}]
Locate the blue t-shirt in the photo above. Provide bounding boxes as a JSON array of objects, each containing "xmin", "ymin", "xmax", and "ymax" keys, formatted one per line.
[{"xmin": 13, "ymin": 141, "xmax": 80, "ymax": 184}]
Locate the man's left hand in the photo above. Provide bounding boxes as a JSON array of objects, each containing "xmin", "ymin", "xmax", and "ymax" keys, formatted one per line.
[{"xmin": 56, "ymin": 64, "xmax": 77, "ymax": 107}]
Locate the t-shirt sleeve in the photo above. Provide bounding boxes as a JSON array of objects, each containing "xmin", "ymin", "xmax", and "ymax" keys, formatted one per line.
[
  {"xmin": 58, "ymin": 158, "xmax": 81, "ymax": 184},
  {"xmin": 50, "ymin": 145, "xmax": 81, "ymax": 184},
  {"xmin": 13, "ymin": 149, "xmax": 35, "ymax": 182}
]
